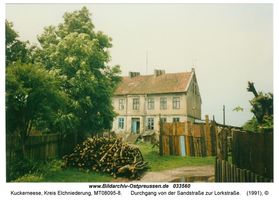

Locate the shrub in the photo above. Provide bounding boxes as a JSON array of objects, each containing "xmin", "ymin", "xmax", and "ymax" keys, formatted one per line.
[{"xmin": 7, "ymin": 156, "xmax": 42, "ymax": 182}]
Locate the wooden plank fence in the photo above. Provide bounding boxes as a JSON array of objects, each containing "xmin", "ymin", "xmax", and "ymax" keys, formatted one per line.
[
  {"xmin": 215, "ymin": 129, "xmax": 273, "ymax": 182},
  {"xmin": 6, "ymin": 133, "xmax": 77, "ymax": 162},
  {"xmin": 231, "ymin": 130, "xmax": 273, "ymax": 180},
  {"xmin": 215, "ymin": 158, "xmax": 272, "ymax": 182},
  {"xmin": 159, "ymin": 115, "xmax": 217, "ymax": 157}
]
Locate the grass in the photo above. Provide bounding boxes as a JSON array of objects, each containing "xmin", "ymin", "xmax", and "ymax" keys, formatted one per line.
[
  {"xmin": 14, "ymin": 160, "xmax": 112, "ymax": 182},
  {"xmin": 138, "ymin": 143, "xmax": 215, "ymax": 171},
  {"xmin": 43, "ymin": 160, "xmax": 112, "ymax": 182},
  {"xmin": 14, "ymin": 143, "xmax": 215, "ymax": 182},
  {"xmin": 42, "ymin": 168, "xmax": 112, "ymax": 182}
]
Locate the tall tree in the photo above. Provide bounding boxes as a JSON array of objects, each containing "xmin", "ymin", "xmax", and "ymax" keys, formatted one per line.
[
  {"xmin": 36, "ymin": 7, "xmax": 121, "ymax": 139},
  {"xmin": 5, "ymin": 20, "xmax": 31, "ymax": 66},
  {"xmin": 6, "ymin": 63, "xmax": 68, "ymax": 156}
]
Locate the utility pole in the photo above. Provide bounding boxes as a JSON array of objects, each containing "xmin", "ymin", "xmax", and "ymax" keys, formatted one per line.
[{"xmin": 223, "ymin": 105, "xmax": 226, "ymax": 125}]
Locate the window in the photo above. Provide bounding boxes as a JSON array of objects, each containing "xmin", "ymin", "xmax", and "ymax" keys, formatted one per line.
[
  {"xmin": 173, "ymin": 117, "xmax": 180, "ymax": 122},
  {"xmin": 160, "ymin": 118, "xmax": 167, "ymax": 123},
  {"xmin": 133, "ymin": 98, "xmax": 140, "ymax": 110},
  {"xmin": 160, "ymin": 97, "xmax": 167, "ymax": 110},
  {"xmin": 118, "ymin": 118, "xmax": 124, "ymax": 129},
  {"xmin": 147, "ymin": 98, "xmax": 154, "ymax": 110},
  {"xmin": 173, "ymin": 97, "xmax": 180, "ymax": 109},
  {"xmin": 119, "ymin": 99, "xmax": 125, "ymax": 110},
  {"xmin": 147, "ymin": 118, "xmax": 154, "ymax": 130}
]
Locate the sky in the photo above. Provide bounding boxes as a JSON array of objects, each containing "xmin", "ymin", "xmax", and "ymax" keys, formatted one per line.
[{"xmin": 5, "ymin": 3, "xmax": 273, "ymax": 126}]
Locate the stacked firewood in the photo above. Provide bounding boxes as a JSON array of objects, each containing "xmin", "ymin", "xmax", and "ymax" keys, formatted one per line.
[{"xmin": 62, "ymin": 137, "xmax": 149, "ymax": 179}]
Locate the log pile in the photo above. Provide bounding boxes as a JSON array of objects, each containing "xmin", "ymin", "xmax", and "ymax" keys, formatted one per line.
[{"xmin": 62, "ymin": 137, "xmax": 149, "ymax": 179}]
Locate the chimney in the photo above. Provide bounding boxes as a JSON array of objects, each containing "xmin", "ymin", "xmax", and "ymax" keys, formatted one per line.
[
  {"xmin": 154, "ymin": 69, "xmax": 166, "ymax": 77},
  {"xmin": 129, "ymin": 72, "xmax": 140, "ymax": 78}
]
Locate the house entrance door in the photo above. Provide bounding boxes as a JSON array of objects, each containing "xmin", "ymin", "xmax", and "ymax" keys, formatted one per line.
[{"xmin": 131, "ymin": 118, "xmax": 140, "ymax": 134}]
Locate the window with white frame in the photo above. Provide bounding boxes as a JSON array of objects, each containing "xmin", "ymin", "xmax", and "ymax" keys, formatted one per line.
[
  {"xmin": 173, "ymin": 97, "xmax": 180, "ymax": 109},
  {"xmin": 119, "ymin": 99, "xmax": 125, "ymax": 110},
  {"xmin": 133, "ymin": 98, "xmax": 140, "ymax": 110},
  {"xmin": 161, "ymin": 117, "xmax": 167, "ymax": 123},
  {"xmin": 147, "ymin": 118, "xmax": 154, "ymax": 130},
  {"xmin": 118, "ymin": 117, "xmax": 124, "ymax": 129},
  {"xmin": 147, "ymin": 98, "xmax": 154, "ymax": 110},
  {"xmin": 173, "ymin": 117, "xmax": 180, "ymax": 122},
  {"xmin": 160, "ymin": 97, "xmax": 167, "ymax": 110}
]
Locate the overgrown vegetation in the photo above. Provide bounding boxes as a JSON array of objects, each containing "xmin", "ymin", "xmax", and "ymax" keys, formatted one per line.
[
  {"xmin": 6, "ymin": 64, "xmax": 68, "ymax": 158},
  {"xmin": 6, "ymin": 7, "xmax": 121, "ymax": 181},
  {"xmin": 6, "ymin": 6, "xmax": 121, "ymax": 140},
  {"xmin": 243, "ymin": 82, "xmax": 273, "ymax": 133},
  {"xmin": 8, "ymin": 157, "xmax": 43, "ymax": 182}
]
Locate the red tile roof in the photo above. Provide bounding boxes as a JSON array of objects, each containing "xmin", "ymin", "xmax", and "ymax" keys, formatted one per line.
[{"xmin": 115, "ymin": 72, "xmax": 193, "ymax": 95}]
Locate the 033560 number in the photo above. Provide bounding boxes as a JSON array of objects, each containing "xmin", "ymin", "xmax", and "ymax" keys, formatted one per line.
[{"xmin": 173, "ymin": 184, "xmax": 191, "ymax": 188}]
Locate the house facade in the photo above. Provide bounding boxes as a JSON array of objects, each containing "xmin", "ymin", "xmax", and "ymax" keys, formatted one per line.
[{"xmin": 111, "ymin": 68, "xmax": 202, "ymax": 134}]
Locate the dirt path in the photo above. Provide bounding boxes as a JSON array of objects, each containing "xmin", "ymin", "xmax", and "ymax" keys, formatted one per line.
[{"xmin": 135, "ymin": 165, "xmax": 214, "ymax": 182}]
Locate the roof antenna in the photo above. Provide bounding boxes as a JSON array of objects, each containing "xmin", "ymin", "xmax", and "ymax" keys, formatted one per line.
[
  {"xmin": 192, "ymin": 58, "xmax": 197, "ymax": 71},
  {"xmin": 146, "ymin": 51, "xmax": 148, "ymax": 75}
]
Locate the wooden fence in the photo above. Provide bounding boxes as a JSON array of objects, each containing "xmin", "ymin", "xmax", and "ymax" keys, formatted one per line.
[
  {"xmin": 215, "ymin": 130, "xmax": 273, "ymax": 182},
  {"xmin": 231, "ymin": 130, "xmax": 273, "ymax": 180},
  {"xmin": 215, "ymin": 158, "xmax": 272, "ymax": 182},
  {"xmin": 159, "ymin": 115, "xmax": 217, "ymax": 157},
  {"xmin": 6, "ymin": 133, "xmax": 76, "ymax": 161}
]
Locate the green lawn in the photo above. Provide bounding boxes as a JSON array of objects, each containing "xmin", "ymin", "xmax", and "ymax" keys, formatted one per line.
[
  {"xmin": 14, "ymin": 143, "xmax": 215, "ymax": 182},
  {"xmin": 15, "ymin": 169, "xmax": 113, "ymax": 182},
  {"xmin": 14, "ymin": 160, "xmax": 113, "ymax": 182},
  {"xmin": 42, "ymin": 168, "xmax": 112, "ymax": 182},
  {"xmin": 138, "ymin": 143, "xmax": 215, "ymax": 171}
]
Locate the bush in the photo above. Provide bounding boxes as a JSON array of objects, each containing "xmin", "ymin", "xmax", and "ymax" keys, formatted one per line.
[
  {"xmin": 7, "ymin": 157, "xmax": 42, "ymax": 182},
  {"xmin": 8, "ymin": 158, "xmax": 63, "ymax": 182}
]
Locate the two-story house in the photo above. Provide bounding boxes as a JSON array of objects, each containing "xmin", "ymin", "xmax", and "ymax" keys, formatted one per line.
[{"xmin": 112, "ymin": 68, "xmax": 202, "ymax": 134}]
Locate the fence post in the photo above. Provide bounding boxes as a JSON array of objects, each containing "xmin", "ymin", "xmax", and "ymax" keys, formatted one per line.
[
  {"xmin": 234, "ymin": 167, "xmax": 237, "ymax": 182},
  {"xmin": 215, "ymin": 157, "xmax": 218, "ymax": 182},
  {"xmin": 217, "ymin": 128, "xmax": 228, "ymax": 161},
  {"xmin": 221, "ymin": 160, "xmax": 226, "ymax": 182},
  {"xmin": 250, "ymin": 172, "xmax": 255, "ymax": 182},
  {"xmin": 226, "ymin": 162, "xmax": 231, "ymax": 182},
  {"xmin": 205, "ymin": 115, "xmax": 211, "ymax": 156},
  {"xmin": 236, "ymin": 168, "xmax": 240, "ymax": 182}
]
